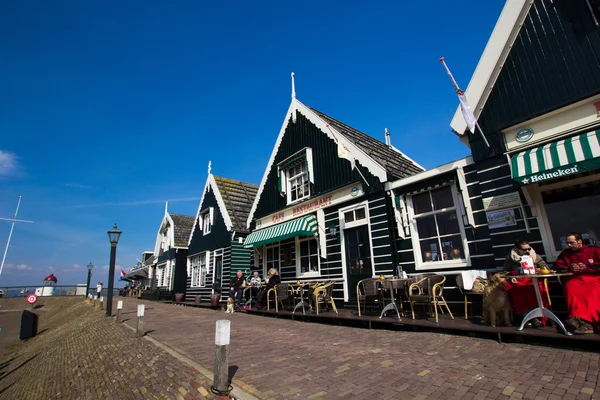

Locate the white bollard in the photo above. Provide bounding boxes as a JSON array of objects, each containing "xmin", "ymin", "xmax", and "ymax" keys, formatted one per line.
[
  {"xmin": 213, "ymin": 320, "xmax": 231, "ymax": 394},
  {"xmin": 136, "ymin": 304, "xmax": 145, "ymax": 336},
  {"xmin": 116, "ymin": 300, "xmax": 123, "ymax": 323}
]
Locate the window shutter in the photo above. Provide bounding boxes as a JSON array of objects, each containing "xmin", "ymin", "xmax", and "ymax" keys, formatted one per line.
[
  {"xmin": 198, "ymin": 215, "xmax": 203, "ymax": 231},
  {"xmin": 278, "ymin": 167, "xmax": 287, "ymax": 195},
  {"xmin": 209, "ymin": 207, "xmax": 214, "ymax": 225},
  {"xmin": 456, "ymin": 168, "xmax": 475, "ymax": 227},
  {"xmin": 306, "ymin": 148, "xmax": 314, "ymax": 184}
]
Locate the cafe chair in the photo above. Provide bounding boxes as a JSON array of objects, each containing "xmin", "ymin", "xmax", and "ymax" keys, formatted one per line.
[
  {"xmin": 268, "ymin": 283, "xmax": 295, "ymax": 312},
  {"xmin": 357, "ymin": 278, "xmax": 383, "ymax": 317},
  {"xmin": 408, "ymin": 275, "xmax": 454, "ymax": 324},
  {"xmin": 313, "ymin": 281, "xmax": 338, "ymax": 315}
]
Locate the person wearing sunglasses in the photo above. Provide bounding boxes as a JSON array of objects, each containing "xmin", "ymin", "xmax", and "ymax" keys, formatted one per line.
[
  {"xmin": 556, "ymin": 232, "xmax": 600, "ymax": 335},
  {"xmin": 503, "ymin": 239, "xmax": 550, "ymax": 328}
]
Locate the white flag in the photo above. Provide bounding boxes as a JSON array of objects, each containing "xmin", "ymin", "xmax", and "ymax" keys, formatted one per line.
[
  {"xmin": 326, "ymin": 124, "xmax": 355, "ymax": 170},
  {"xmin": 440, "ymin": 57, "xmax": 477, "ymax": 134}
]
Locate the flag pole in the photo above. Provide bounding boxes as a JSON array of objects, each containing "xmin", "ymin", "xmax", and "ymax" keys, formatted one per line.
[
  {"xmin": 0, "ymin": 196, "xmax": 34, "ymax": 279},
  {"xmin": 440, "ymin": 57, "xmax": 490, "ymax": 148}
]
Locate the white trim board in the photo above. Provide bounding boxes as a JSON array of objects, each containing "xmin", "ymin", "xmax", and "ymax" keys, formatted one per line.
[
  {"xmin": 386, "ymin": 156, "xmax": 473, "ymax": 191},
  {"xmin": 450, "ymin": 0, "xmax": 533, "ymax": 137},
  {"xmin": 246, "ymin": 97, "xmax": 415, "ymax": 228}
]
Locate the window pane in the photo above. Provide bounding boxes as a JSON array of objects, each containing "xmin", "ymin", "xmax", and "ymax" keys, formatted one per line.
[
  {"xmin": 300, "ymin": 240, "xmax": 308, "ymax": 256},
  {"xmin": 412, "ymin": 192, "xmax": 432, "ymax": 214},
  {"xmin": 436, "ymin": 211, "xmax": 461, "ymax": 236},
  {"xmin": 542, "ymin": 180, "xmax": 600, "ymax": 251},
  {"xmin": 355, "ymin": 207, "xmax": 366, "ymax": 220},
  {"xmin": 309, "ymin": 255, "xmax": 318, "ymax": 272},
  {"xmin": 309, "ymin": 239, "xmax": 317, "ymax": 255},
  {"xmin": 419, "ymin": 238, "xmax": 441, "ymax": 262},
  {"xmin": 439, "ymin": 235, "xmax": 464, "ymax": 260},
  {"xmin": 416, "ymin": 216, "xmax": 437, "ymax": 238},
  {"xmin": 431, "ymin": 186, "xmax": 454, "ymax": 210},
  {"xmin": 344, "ymin": 211, "xmax": 355, "ymax": 223},
  {"xmin": 300, "ymin": 257, "xmax": 309, "ymax": 273}
]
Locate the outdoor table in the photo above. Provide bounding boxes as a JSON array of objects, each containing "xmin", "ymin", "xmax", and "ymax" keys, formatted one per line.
[
  {"xmin": 292, "ymin": 282, "xmax": 319, "ymax": 314},
  {"xmin": 244, "ymin": 284, "xmax": 263, "ymax": 308},
  {"xmin": 511, "ymin": 272, "xmax": 573, "ymax": 336},
  {"xmin": 379, "ymin": 278, "xmax": 410, "ymax": 321}
]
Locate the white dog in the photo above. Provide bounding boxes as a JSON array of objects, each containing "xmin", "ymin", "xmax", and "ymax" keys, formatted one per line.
[{"xmin": 225, "ymin": 297, "xmax": 235, "ymax": 314}]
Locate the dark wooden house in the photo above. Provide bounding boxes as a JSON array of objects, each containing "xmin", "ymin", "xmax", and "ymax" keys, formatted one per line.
[
  {"xmin": 244, "ymin": 87, "xmax": 424, "ymax": 305},
  {"xmin": 185, "ymin": 168, "xmax": 258, "ymax": 302},
  {"xmin": 445, "ymin": 0, "xmax": 600, "ymax": 266},
  {"xmin": 150, "ymin": 205, "xmax": 195, "ymax": 298}
]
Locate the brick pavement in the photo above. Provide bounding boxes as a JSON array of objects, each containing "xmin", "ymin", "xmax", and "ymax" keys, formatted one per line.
[
  {"xmin": 114, "ymin": 298, "xmax": 600, "ymax": 400},
  {"xmin": 0, "ymin": 297, "xmax": 247, "ymax": 399}
]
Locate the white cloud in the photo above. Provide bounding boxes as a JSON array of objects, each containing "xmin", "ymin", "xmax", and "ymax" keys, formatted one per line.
[
  {"xmin": 72, "ymin": 263, "xmax": 82, "ymax": 269},
  {"xmin": 0, "ymin": 150, "xmax": 20, "ymax": 179},
  {"xmin": 16, "ymin": 264, "xmax": 31, "ymax": 270}
]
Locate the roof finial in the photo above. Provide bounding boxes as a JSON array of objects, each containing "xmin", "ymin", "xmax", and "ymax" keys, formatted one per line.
[
  {"xmin": 208, "ymin": 160, "xmax": 212, "ymax": 176},
  {"xmin": 291, "ymin": 72, "xmax": 297, "ymax": 123},
  {"xmin": 165, "ymin": 201, "xmax": 168, "ymax": 215}
]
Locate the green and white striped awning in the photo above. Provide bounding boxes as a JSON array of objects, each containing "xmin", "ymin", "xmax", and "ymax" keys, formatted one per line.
[
  {"xmin": 244, "ymin": 214, "xmax": 318, "ymax": 248},
  {"xmin": 511, "ymin": 130, "xmax": 600, "ymax": 185}
]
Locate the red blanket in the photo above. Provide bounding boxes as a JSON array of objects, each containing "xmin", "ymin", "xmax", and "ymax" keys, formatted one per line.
[{"xmin": 504, "ymin": 278, "xmax": 549, "ymax": 322}]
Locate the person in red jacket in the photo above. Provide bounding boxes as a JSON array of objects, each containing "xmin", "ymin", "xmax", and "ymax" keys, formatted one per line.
[{"xmin": 555, "ymin": 232, "xmax": 600, "ymax": 334}]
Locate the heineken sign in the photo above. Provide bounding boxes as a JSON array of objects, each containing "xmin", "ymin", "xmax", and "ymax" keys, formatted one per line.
[{"xmin": 521, "ymin": 165, "xmax": 579, "ymax": 185}]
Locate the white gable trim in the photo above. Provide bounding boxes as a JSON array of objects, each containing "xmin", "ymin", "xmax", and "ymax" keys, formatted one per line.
[
  {"xmin": 385, "ymin": 156, "xmax": 473, "ymax": 191},
  {"xmin": 153, "ymin": 211, "xmax": 175, "ymax": 256},
  {"xmin": 246, "ymin": 99, "xmax": 389, "ymax": 228},
  {"xmin": 188, "ymin": 174, "xmax": 235, "ymax": 246},
  {"xmin": 450, "ymin": 0, "xmax": 533, "ymax": 136}
]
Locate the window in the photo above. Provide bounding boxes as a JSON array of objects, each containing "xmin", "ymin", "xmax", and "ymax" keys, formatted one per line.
[
  {"xmin": 298, "ymin": 238, "xmax": 319, "ymax": 274},
  {"xmin": 287, "ymin": 161, "xmax": 310, "ymax": 203},
  {"xmin": 408, "ymin": 185, "xmax": 467, "ymax": 268},
  {"xmin": 190, "ymin": 252, "xmax": 209, "ymax": 287},
  {"xmin": 265, "ymin": 244, "xmax": 280, "ymax": 274},
  {"xmin": 158, "ymin": 265, "xmax": 166, "ymax": 287},
  {"xmin": 541, "ymin": 178, "xmax": 600, "ymax": 252},
  {"xmin": 343, "ymin": 206, "xmax": 367, "ymax": 225},
  {"xmin": 203, "ymin": 213, "xmax": 211, "ymax": 235}
]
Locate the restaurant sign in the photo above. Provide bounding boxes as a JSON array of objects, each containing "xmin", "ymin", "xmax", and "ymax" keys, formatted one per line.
[
  {"xmin": 482, "ymin": 192, "xmax": 520, "ymax": 212},
  {"xmin": 256, "ymin": 183, "xmax": 364, "ymax": 230}
]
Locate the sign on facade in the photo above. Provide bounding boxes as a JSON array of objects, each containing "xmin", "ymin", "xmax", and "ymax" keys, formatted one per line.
[
  {"xmin": 486, "ymin": 208, "xmax": 517, "ymax": 230},
  {"xmin": 482, "ymin": 192, "xmax": 520, "ymax": 211}
]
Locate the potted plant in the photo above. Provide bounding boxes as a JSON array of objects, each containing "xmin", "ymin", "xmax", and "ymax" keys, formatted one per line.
[
  {"xmin": 211, "ymin": 282, "xmax": 221, "ymax": 307},
  {"xmin": 175, "ymin": 293, "xmax": 184, "ymax": 303}
]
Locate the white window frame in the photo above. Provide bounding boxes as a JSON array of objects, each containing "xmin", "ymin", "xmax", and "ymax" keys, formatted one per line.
[
  {"xmin": 190, "ymin": 256, "xmax": 201, "ymax": 288},
  {"xmin": 295, "ymin": 236, "xmax": 320, "ymax": 277},
  {"xmin": 157, "ymin": 264, "xmax": 166, "ymax": 287},
  {"xmin": 286, "ymin": 161, "xmax": 311, "ymax": 205},
  {"xmin": 407, "ymin": 184, "xmax": 470, "ymax": 271},
  {"xmin": 212, "ymin": 249, "xmax": 224, "ymax": 285},
  {"xmin": 526, "ymin": 172, "xmax": 600, "ymax": 261},
  {"xmin": 203, "ymin": 213, "xmax": 211, "ymax": 235},
  {"xmin": 263, "ymin": 243, "xmax": 280, "ymax": 276}
]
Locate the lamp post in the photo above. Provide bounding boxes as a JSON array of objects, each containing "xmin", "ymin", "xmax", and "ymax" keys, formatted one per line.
[
  {"xmin": 86, "ymin": 261, "xmax": 94, "ymax": 297},
  {"xmin": 106, "ymin": 223, "xmax": 122, "ymax": 317}
]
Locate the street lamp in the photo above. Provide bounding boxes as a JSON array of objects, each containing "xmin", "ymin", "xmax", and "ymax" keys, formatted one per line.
[
  {"xmin": 86, "ymin": 261, "xmax": 94, "ymax": 297},
  {"xmin": 106, "ymin": 223, "xmax": 122, "ymax": 317}
]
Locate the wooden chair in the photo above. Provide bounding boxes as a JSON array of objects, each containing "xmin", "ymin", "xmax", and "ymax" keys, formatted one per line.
[
  {"xmin": 357, "ymin": 278, "xmax": 383, "ymax": 317},
  {"xmin": 312, "ymin": 281, "xmax": 338, "ymax": 315},
  {"xmin": 408, "ymin": 275, "xmax": 454, "ymax": 323}
]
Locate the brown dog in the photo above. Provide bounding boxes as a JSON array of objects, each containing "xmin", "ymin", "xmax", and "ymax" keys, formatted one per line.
[{"xmin": 482, "ymin": 273, "xmax": 512, "ymax": 327}]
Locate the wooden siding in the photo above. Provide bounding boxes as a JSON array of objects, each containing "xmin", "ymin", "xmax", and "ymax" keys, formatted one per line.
[
  {"xmin": 473, "ymin": 0, "xmax": 600, "ymax": 159},
  {"xmin": 230, "ymin": 238, "xmax": 252, "ymax": 277},
  {"xmin": 188, "ymin": 184, "xmax": 231, "ymax": 256},
  {"xmin": 253, "ymin": 112, "xmax": 383, "ymax": 220},
  {"xmin": 184, "ymin": 247, "xmax": 232, "ymax": 302}
]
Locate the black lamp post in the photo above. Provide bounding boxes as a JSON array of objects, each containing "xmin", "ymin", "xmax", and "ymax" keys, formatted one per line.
[
  {"xmin": 86, "ymin": 261, "xmax": 94, "ymax": 297},
  {"xmin": 106, "ymin": 223, "xmax": 122, "ymax": 317}
]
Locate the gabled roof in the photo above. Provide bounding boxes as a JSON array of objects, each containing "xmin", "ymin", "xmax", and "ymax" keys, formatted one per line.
[
  {"xmin": 311, "ymin": 108, "xmax": 424, "ymax": 179},
  {"xmin": 213, "ymin": 176, "xmax": 258, "ymax": 233},
  {"xmin": 170, "ymin": 213, "xmax": 195, "ymax": 248},
  {"xmin": 246, "ymin": 98, "xmax": 425, "ymax": 227},
  {"xmin": 449, "ymin": 0, "xmax": 532, "ymax": 137}
]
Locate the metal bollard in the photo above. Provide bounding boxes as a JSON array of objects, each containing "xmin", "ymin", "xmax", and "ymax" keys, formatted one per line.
[
  {"xmin": 136, "ymin": 304, "xmax": 145, "ymax": 337},
  {"xmin": 116, "ymin": 300, "xmax": 123, "ymax": 323},
  {"xmin": 212, "ymin": 320, "xmax": 231, "ymax": 395}
]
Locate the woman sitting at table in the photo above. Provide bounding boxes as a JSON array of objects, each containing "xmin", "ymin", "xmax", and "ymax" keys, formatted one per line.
[
  {"xmin": 503, "ymin": 239, "xmax": 550, "ymax": 327},
  {"xmin": 250, "ymin": 271, "xmax": 262, "ymax": 286},
  {"xmin": 256, "ymin": 268, "xmax": 281, "ymax": 309}
]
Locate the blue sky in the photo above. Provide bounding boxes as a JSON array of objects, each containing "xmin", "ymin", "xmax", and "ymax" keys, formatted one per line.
[{"xmin": 0, "ymin": 0, "xmax": 505, "ymax": 287}]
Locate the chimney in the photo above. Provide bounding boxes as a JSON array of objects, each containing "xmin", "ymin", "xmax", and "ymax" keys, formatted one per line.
[{"xmin": 385, "ymin": 128, "xmax": 391, "ymax": 147}]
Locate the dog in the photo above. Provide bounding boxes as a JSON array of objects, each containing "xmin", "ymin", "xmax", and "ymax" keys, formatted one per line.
[
  {"xmin": 225, "ymin": 297, "xmax": 235, "ymax": 314},
  {"xmin": 482, "ymin": 273, "xmax": 512, "ymax": 327}
]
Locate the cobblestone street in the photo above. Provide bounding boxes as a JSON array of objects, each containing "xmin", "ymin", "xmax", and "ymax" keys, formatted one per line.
[
  {"xmin": 0, "ymin": 297, "xmax": 247, "ymax": 399},
  {"xmin": 116, "ymin": 298, "xmax": 600, "ymax": 400}
]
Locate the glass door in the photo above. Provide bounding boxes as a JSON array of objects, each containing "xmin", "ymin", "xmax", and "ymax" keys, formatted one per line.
[{"xmin": 344, "ymin": 225, "xmax": 372, "ymax": 302}]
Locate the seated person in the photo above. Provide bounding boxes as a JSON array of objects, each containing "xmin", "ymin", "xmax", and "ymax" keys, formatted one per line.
[
  {"xmin": 256, "ymin": 268, "xmax": 281, "ymax": 309},
  {"xmin": 249, "ymin": 271, "xmax": 262, "ymax": 286},
  {"xmin": 451, "ymin": 248, "xmax": 462, "ymax": 260},
  {"xmin": 503, "ymin": 239, "xmax": 549, "ymax": 327},
  {"xmin": 228, "ymin": 270, "xmax": 245, "ymax": 307},
  {"xmin": 556, "ymin": 232, "xmax": 600, "ymax": 335}
]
